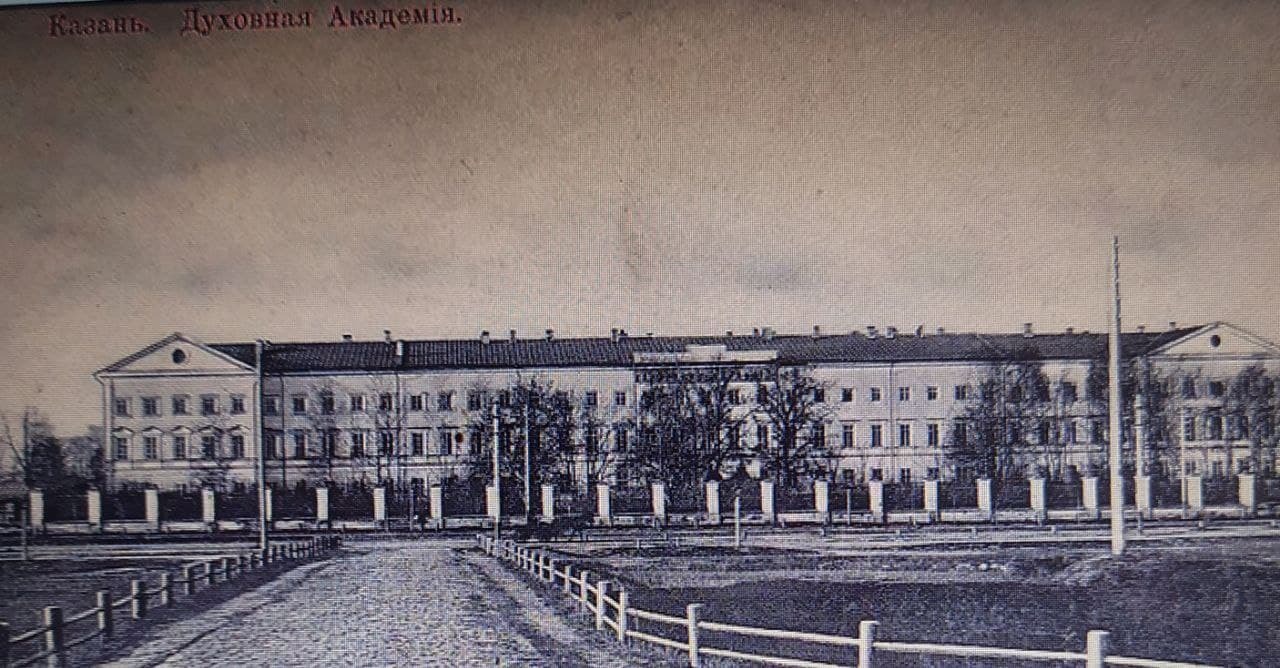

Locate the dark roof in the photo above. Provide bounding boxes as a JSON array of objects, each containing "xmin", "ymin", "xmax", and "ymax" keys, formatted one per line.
[{"xmin": 206, "ymin": 327, "xmax": 1202, "ymax": 373}]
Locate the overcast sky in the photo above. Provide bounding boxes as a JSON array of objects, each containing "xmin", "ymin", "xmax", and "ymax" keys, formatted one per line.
[{"xmin": 2, "ymin": 0, "xmax": 1278, "ymax": 435}]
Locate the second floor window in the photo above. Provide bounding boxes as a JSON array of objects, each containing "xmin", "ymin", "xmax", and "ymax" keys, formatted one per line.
[
  {"xmin": 898, "ymin": 423, "xmax": 911, "ymax": 447},
  {"xmin": 229, "ymin": 434, "xmax": 245, "ymax": 459},
  {"xmin": 321, "ymin": 394, "xmax": 336, "ymax": 415},
  {"xmin": 142, "ymin": 397, "xmax": 159, "ymax": 416},
  {"xmin": 293, "ymin": 432, "xmax": 307, "ymax": 458},
  {"xmin": 841, "ymin": 388, "xmax": 854, "ymax": 402},
  {"xmin": 409, "ymin": 394, "xmax": 425, "ymax": 411},
  {"xmin": 292, "ymin": 396, "xmax": 307, "ymax": 414},
  {"xmin": 172, "ymin": 396, "xmax": 188, "ymax": 415},
  {"xmin": 411, "ymin": 432, "xmax": 425, "ymax": 456},
  {"xmin": 351, "ymin": 394, "xmax": 365, "ymax": 412},
  {"xmin": 615, "ymin": 391, "xmax": 627, "ymax": 406},
  {"xmin": 926, "ymin": 387, "xmax": 939, "ymax": 401},
  {"xmin": 262, "ymin": 396, "xmax": 279, "ymax": 416},
  {"xmin": 842, "ymin": 424, "xmax": 855, "ymax": 449},
  {"xmin": 114, "ymin": 398, "xmax": 130, "ymax": 417},
  {"xmin": 143, "ymin": 436, "xmax": 158, "ymax": 460},
  {"xmin": 350, "ymin": 432, "xmax": 365, "ymax": 458},
  {"xmin": 954, "ymin": 385, "xmax": 969, "ymax": 401},
  {"xmin": 927, "ymin": 423, "xmax": 940, "ymax": 447},
  {"xmin": 379, "ymin": 393, "xmax": 394, "ymax": 411},
  {"xmin": 439, "ymin": 392, "xmax": 454, "ymax": 411},
  {"xmin": 467, "ymin": 391, "xmax": 482, "ymax": 411},
  {"xmin": 113, "ymin": 437, "xmax": 128, "ymax": 460},
  {"xmin": 870, "ymin": 424, "xmax": 882, "ymax": 448},
  {"xmin": 1062, "ymin": 382, "xmax": 1078, "ymax": 403},
  {"xmin": 202, "ymin": 434, "xmax": 217, "ymax": 459},
  {"xmin": 172, "ymin": 435, "xmax": 187, "ymax": 459},
  {"xmin": 230, "ymin": 396, "xmax": 245, "ymax": 414},
  {"xmin": 201, "ymin": 396, "xmax": 217, "ymax": 416},
  {"xmin": 898, "ymin": 387, "xmax": 910, "ymax": 402}
]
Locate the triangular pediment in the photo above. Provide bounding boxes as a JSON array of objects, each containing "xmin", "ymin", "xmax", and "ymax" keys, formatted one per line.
[
  {"xmin": 1149, "ymin": 322, "xmax": 1280, "ymax": 359},
  {"xmin": 97, "ymin": 333, "xmax": 253, "ymax": 376}
]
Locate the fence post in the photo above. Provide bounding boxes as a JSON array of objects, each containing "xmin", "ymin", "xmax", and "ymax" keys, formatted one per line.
[
  {"xmin": 651, "ymin": 482, "xmax": 667, "ymax": 526},
  {"xmin": 130, "ymin": 580, "xmax": 147, "ymax": 619},
  {"xmin": 29, "ymin": 489, "xmax": 45, "ymax": 533},
  {"xmin": 686, "ymin": 603, "xmax": 702, "ymax": 668},
  {"xmin": 858, "ymin": 620, "xmax": 878, "ymax": 668},
  {"xmin": 1239, "ymin": 473, "xmax": 1257, "ymax": 516},
  {"xmin": 159, "ymin": 572, "xmax": 172, "ymax": 607},
  {"xmin": 976, "ymin": 479, "xmax": 993, "ymax": 521},
  {"xmin": 201, "ymin": 488, "xmax": 216, "ymax": 529},
  {"xmin": 540, "ymin": 484, "xmax": 555, "ymax": 523},
  {"xmin": 222, "ymin": 557, "xmax": 234, "ymax": 581},
  {"xmin": 869, "ymin": 480, "xmax": 885, "ymax": 522},
  {"xmin": 617, "ymin": 590, "xmax": 629, "ymax": 643},
  {"xmin": 205, "ymin": 560, "xmax": 215, "ymax": 586},
  {"xmin": 428, "ymin": 485, "xmax": 444, "ymax": 528},
  {"xmin": 87, "ymin": 488, "xmax": 103, "ymax": 532},
  {"xmin": 760, "ymin": 480, "xmax": 776, "ymax": 524},
  {"xmin": 1082, "ymin": 476, "xmax": 1100, "ymax": 520},
  {"xmin": 813, "ymin": 479, "xmax": 829, "ymax": 520},
  {"xmin": 96, "ymin": 590, "xmax": 113, "ymax": 639},
  {"xmin": 144, "ymin": 488, "xmax": 160, "ymax": 531},
  {"xmin": 705, "ymin": 481, "xmax": 721, "ymax": 524},
  {"xmin": 563, "ymin": 564, "xmax": 573, "ymax": 594},
  {"xmin": 43, "ymin": 606, "xmax": 64, "ymax": 668},
  {"xmin": 1086, "ymin": 630, "xmax": 1109, "ymax": 668},
  {"xmin": 316, "ymin": 486, "xmax": 330, "ymax": 525},
  {"xmin": 595, "ymin": 580, "xmax": 609, "ymax": 630},
  {"xmin": 923, "ymin": 479, "xmax": 940, "ymax": 522},
  {"xmin": 1135, "ymin": 474, "xmax": 1153, "ymax": 519},
  {"xmin": 579, "ymin": 570, "xmax": 591, "ymax": 611},
  {"xmin": 183, "ymin": 565, "xmax": 196, "ymax": 595}
]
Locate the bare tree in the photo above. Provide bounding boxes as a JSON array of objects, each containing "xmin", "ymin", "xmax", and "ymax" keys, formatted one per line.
[
  {"xmin": 754, "ymin": 366, "xmax": 833, "ymax": 489},
  {"xmin": 1225, "ymin": 364, "xmax": 1280, "ymax": 476},
  {"xmin": 950, "ymin": 354, "xmax": 1053, "ymax": 480},
  {"xmin": 2, "ymin": 408, "xmax": 65, "ymax": 561}
]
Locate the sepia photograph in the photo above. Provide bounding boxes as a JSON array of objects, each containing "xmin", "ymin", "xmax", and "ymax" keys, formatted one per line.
[{"xmin": 2, "ymin": 0, "xmax": 1278, "ymax": 665}]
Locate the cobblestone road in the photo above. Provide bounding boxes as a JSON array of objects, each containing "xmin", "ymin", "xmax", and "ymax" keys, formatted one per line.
[{"xmin": 105, "ymin": 540, "xmax": 652, "ymax": 667}]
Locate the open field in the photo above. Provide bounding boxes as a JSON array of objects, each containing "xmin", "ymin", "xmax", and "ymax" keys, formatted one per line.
[{"xmin": 539, "ymin": 532, "xmax": 1280, "ymax": 666}]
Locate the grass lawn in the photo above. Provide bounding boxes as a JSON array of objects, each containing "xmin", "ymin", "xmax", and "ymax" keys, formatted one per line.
[{"xmin": 550, "ymin": 537, "xmax": 1280, "ymax": 666}]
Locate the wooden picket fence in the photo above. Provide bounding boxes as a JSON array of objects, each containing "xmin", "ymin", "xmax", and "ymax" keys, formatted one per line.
[
  {"xmin": 477, "ymin": 535, "xmax": 1219, "ymax": 668},
  {"xmin": 0, "ymin": 536, "xmax": 339, "ymax": 667}
]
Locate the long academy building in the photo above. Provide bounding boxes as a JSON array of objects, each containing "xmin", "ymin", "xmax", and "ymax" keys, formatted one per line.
[{"xmin": 95, "ymin": 322, "xmax": 1280, "ymax": 491}]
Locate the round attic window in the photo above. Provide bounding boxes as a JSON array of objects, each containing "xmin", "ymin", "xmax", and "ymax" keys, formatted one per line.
[
  {"xmin": 1210, "ymin": 335, "xmax": 1222, "ymax": 348},
  {"xmin": 172, "ymin": 349, "xmax": 187, "ymax": 364}
]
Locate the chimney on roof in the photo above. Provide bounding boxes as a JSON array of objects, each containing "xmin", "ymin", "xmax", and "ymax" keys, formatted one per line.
[
  {"xmin": 726, "ymin": 330, "xmax": 734, "ymax": 337},
  {"xmin": 936, "ymin": 327, "xmax": 946, "ymax": 335},
  {"xmin": 509, "ymin": 329, "xmax": 517, "ymax": 342},
  {"xmin": 342, "ymin": 334, "xmax": 353, "ymax": 342},
  {"xmin": 480, "ymin": 330, "xmax": 491, "ymax": 344},
  {"xmin": 1065, "ymin": 327, "xmax": 1074, "ymax": 335},
  {"xmin": 394, "ymin": 340, "xmax": 404, "ymax": 360},
  {"xmin": 545, "ymin": 329, "xmax": 555, "ymax": 341},
  {"xmin": 812, "ymin": 325, "xmax": 821, "ymax": 338},
  {"xmin": 618, "ymin": 329, "xmax": 628, "ymax": 339},
  {"xmin": 610, "ymin": 328, "xmax": 620, "ymax": 343},
  {"xmin": 762, "ymin": 327, "xmax": 775, "ymax": 340},
  {"xmin": 1169, "ymin": 321, "xmax": 1177, "ymax": 330},
  {"xmin": 1137, "ymin": 325, "xmax": 1146, "ymax": 334},
  {"xmin": 886, "ymin": 326, "xmax": 897, "ymax": 339},
  {"xmin": 752, "ymin": 327, "xmax": 760, "ymax": 336},
  {"xmin": 867, "ymin": 325, "xmax": 878, "ymax": 339},
  {"xmin": 384, "ymin": 329, "xmax": 392, "ymax": 343},
  {"xmin": 1023, "ymin": 323, "xmax": 1034, "ymax": 338},
  {"xmin": 915, "ymin": 325, "xmax": 924, "ymax": 337}
]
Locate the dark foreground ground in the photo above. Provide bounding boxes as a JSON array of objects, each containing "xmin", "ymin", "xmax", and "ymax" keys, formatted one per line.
[{"xmin": 552, "ymin": 536, "xmax": 1280, "ymax": 667}]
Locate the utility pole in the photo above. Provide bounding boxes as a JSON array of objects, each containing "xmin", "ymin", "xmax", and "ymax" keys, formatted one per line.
[
  {"xmin": 255, "ymin": 340, "xmax": 269, "ymax": 553},
  {"xmin": 21, "ymin": 410, "xmax": 30, "ymax": 561},
  {"xmin": 492, "ymin": 403, "xmax": 501, "ymax": 543},
  {"xmin": 1108, "ymin": 236, "xmax": 1127, "ymax": 556},
  {"xmin": 523, "ymin": 402, "xmax": 532, "ymax": 524}
]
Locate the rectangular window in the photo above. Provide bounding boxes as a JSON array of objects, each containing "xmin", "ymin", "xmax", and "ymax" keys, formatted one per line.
[
  {"xmin": 379, "ymin": 393, "xmax": 394, "ymax": 412},
  {"xmin": 350, "ymin": 394, "xmax": 365, "ymax": 412},
  {"xmin": 321, "ymin": 394, "xmax": 336, "ymax": 415},
  {"xmin": 202, "ymin": 434, "xmax": 217, "ymax": 459},
  {"xmin": 585, "ymin": 390, "xmax": 599, "ymax": 407},
  {"xmin": 870, "ymin": 468, "xmax": 883, "ymax": 481},
  {"xmin": 201, "ymin": 396, "xmax": 217, "ymax": 416},
  {"xmin": 926, "ymin": 386, "xmax": 938, "ymax": 401},
  {"xmin": 954, "ymin": 385, "xmax": 969, "ymax": 401},
  {"xmin": 1206, "ymin": 412, "xmax": 1223, "ymax": 440},
  {"xmin": 292, "ymin": 395, "xmax": 307, "ymax": 414},
  {"xmin": 727, "ymin": 424, "xmax": 740, "ymax": 450},
  {"xmin": 1181, "ymin": 378, "xmax": 1197, "ymax": 399},
  {"xmin": 898, "ymin": 423, "xmax": 911, "ymax": 448},
  {"xmin": 615, "ymin": 391, "xmax": 627, "ymax": 407},
  {"xmin": 756, "ymin": 424, "xmax": 769, "ymax": 449},
  {"xmin": 1209, "ymin": 381, "xmax": 1226, "ymax": 398},
  {"xmin": 899, "ymin": 468, "xmax": 912, "ymax": 483},
  {"xmin": 869, "ymin": 387, "xmax": 882, "ymax": 402},
  {"xmin": 293, "ymin": 432, "xmax": 307, "ymax": 459},
  {"xmin": 114, "ymin": 398, "xmax": 130, "ymax": 417},
  {"xmin": 614, "ymin": 425, "xmax": 630, "ymax": 451},
  {"xmin": 142, "ymin": 397, "xmax": 159, "ymax": 416},
  {"xmin": 411, "ymin": 432, "xmax": 425, "ymax": 456},
  {"xmin": 953, "ymin": 421, "xmax": 967, "ymax": 448},
  {"xmin": 841, "ymin": 388, "xmax": 854, "ymax": 403},
  {"xmin": 1065, "ymin": 420, "xmax": 1077, "ymax": 444},
  {"xmin": 113, "ymin": 436, "xmax": 128, "ymax": 460},
  {"xmin": 1062, "ymin": 382, "xmax": 1078, "ymax": 403},
  {"xmin": 262, "ymin": 396, "xmax": 278, "ymax": 416},
  {"xmin": 143, "ymin": 436, "xmax": 158, "ymax": 460},
  {"xmin": 230, "ymin": 396, "xmax": 246, "ymax": 414},
  {"xmin": 350, "ymin": 432, "xmax": 365, "ymax": 458},
  {"xmin": 898, "ymin": 387, "xmax": 910, "ymax": 402},
  {"xmin": 439, "ymin": 392, "xmax": 454, "ymax": 411},
  {"xmin": 263, "ymin": 433, "xmax": 279, "ymax": 459},
  {"xmin": 379, "ymin": 431, "xmax": 394, "ymax": 456},
  {"xmin": 172, "ymin": 435, "xmax": 187, "ymax": 459},
  {"xmin": 1038, "ymin": 421, "xmax": 1052, "ymax": 444},
  {"xmin": 841, "ymin": 424, "xmax": 854, "ymax": 449},
  {"xmin": 870, "ymin": 424, "xmax": 883, "ymax": 448},
  {"xmin": 409, "ymin": 394, "xmax": 424, "ymax": 411},
  {"xmin": 813, "ymin": 388, "xmax": 826, "ymax": 403},
  {"xmin": 1092, "ymin": 419, "xmax": 1106, "ymax": 444},
  {"xmin": 1183, "ymin": 415, "xmax": 1197, "ymax": 442},
  {"xmin": 467, "ymin": 391, "xmax": 482, "ymax": 411},
  {"xmin": 229, "ymin": 434, "xmax": 245, "ymax": 459},
  {"xmin": 172, "ymin": 396, "xmax": 188, "ymax": 415},
  {"xmin": 756, "ymin": 384, "xmax": 769, "ymax": 403},
  {"xmin": 727, "ymin": 389, "xmax": 741, "ymax": 405},
  {"xmin": 927, "ymin": 423, "xmax": 940, "ymax": 448},
  {"xmin": 812, "ymin": 423, "xmax": 826, "ymax": 447},
  {"xmin": 438, "ymin": 428, "xmax": 456, "ymax": 456}
]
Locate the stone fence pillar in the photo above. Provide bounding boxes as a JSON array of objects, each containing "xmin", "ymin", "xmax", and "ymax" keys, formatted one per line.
[
  {"xmin": 813, "ymin": 479, "xmax": 829, "ymax": 518},
  {"xmin": 1082, "ymin": 477, "xmax": 1099, "ymax": 520},
  {"xmin": 29, "ymin": 489, "xmax": 45, "ymax": 531},
  {"xmin": 1029, "ymin": 478, "xmax": 1047, "ymax": 521},
  {"xmin": 373, "ymin": 486, "xmax": 387, "ymax": 524},
  {"xmin": 868, "ymin": 480, "xmax": 884, "ymax": 521},
  {"xmin": 87, "ymin": 489, "xmax": 103, "ymax": 530},
  {"xmin": 705, "ymin": 481, "xmax": 720, "ymax": 523},
  {"xmin": 651, "ymin": 482, "xmax": 666, "ymax": 524},
  {"xmin": 1185, "ymin": 475, "xmax": 1203, "ymax": 513},
  {"xmin": 263, "ymin": 487, "xmax": 274, "ymax": 524},
  {"xmin": 1135, "ymin": 475, "xmax": 1152, "ymax": 518},
  {"xmin": 540, "ymin": 484, "xmax": 555, "ymax": 522},
  {"xmin": 144, "ymin": 488, "xmax": 159, "ymax": 530},
  {"xmin": 1239, "ymin": 473, "xmax": 1257, "ymax": 515},
  {"xmin": 760, "ymin": 480, "xmax": 775, "ymax": 523},
  {"xmin": 485, "ymin": 484, "xmax": 499, "ymax": 520},
  {"xmin": 596, "ymin": 483, "xmax": 612, "ymax": 525},
  {"xmin": 201, "ymin": 488, "xmax": 216, "ymax": 526},
  {"xmin": 976, "ymin": 479, "xmax": 993, "ymax": 520},
  {"xmin": 316, "ymin": 486, "xmax": 330, "ymax": 523},
  {"xmin": 923, "ymin": 479, "xmax": 939, "ymax": 521}
]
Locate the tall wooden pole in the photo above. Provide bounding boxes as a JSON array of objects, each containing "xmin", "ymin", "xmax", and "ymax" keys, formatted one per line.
[
  {"xmin": 492, "ymin": 403, "xmax": 501, "ymax": 542},
  {"xmin": 1108, "ymin": 237, "xmax": 1127, "ymax": 556},
  {"xmin": 255, "ymin": 340, "xmax": 269, "ymax": 553}
]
